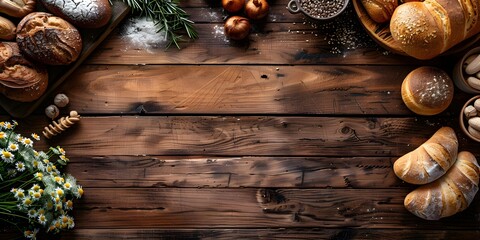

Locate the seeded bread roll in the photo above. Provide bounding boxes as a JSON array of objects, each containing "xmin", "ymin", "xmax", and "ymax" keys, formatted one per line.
[
  {"xmin": 361, "ymin": 0, "xmax": 398, "ymax": 23},
  {"xmin": 0, "ymin": 42, "xmax": 48, "ymax": 102},
  {"xmin": 401, "ymin": 66, "xmax": 454, "ymax": 115},
  {"xmin": 390, "ymin": 0, "xmax": 480, "ymax": 60},
  {"xmin": 40, "ymin": 0, "xmax": 112, "ymax": 28},
  {"xmin": 0, "ymin": 0, "xmax": 36, "ymax": 18},
  {"xmin": 16, "ymin": 12, "xmax": 83, "ymax": 65}
]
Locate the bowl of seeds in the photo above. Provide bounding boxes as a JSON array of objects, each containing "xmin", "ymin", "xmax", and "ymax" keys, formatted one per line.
[{"xmin": 287, "ymin": 0, "xmax": 350, "ymax": 21}]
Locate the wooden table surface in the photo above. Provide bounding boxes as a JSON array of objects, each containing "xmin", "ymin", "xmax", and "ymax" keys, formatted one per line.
[{"xmin": 2, "ymin": 1, "xmax": 480, "ymax": 239}]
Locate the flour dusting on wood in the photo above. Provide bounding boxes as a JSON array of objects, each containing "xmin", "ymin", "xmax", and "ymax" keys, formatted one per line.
[{"xmin": 120, "ymin": 16, "xmax": 168, "ymax": 52}]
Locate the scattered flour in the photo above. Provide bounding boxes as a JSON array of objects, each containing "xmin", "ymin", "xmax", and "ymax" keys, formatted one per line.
[{"xmin": 120, "ymin": 16, "xmax": 168, "ymax": 53}]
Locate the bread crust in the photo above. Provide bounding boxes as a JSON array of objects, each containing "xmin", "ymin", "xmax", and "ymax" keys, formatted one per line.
[
  {"xmin": 16, "ymin": 12, "xmax": 83, "ymax": 65},
  {"xmin": 404, "ymin": 151, "xmax": 479, "ymax": 220},
  {"xmin": 40, "ymin": 0, "xmax": 112, "ymax": 28},
  {"xmin": 401, "ymin": 66, "xmax": 454, "ymax": 115},
  {"xmin": 0, "ymin": 0, "xmax": 36, "ymax": 18},
  {"xmin": 361, "ymin": 0, "xmax": 399, "ymax": 23},
  {"xmin": 390, "ymin": 0, "xmax": 480, "ymax": 59},
  {"xmin": 393, "ymin": 127, "xmax": 458, "ymax": 184},
  {"xmin": 0, "ymin": 42, "xmax": 48, "ymax": 102}
]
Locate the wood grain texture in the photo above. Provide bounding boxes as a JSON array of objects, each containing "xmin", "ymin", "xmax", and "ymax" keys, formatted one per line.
[
  {"xmin": 14, "ymin": 116, "xmax": 475, "ymax": 157},
  {"xmin": 52, "ymin": 65, "xmax": 471, "ymax": 115},
  {"xmin": 67, "ymin": 188, "xmax": 480, "ymax": 229},
  {"xmin": 66, "ymin": 156, "xmax": 402, "ymax": 188}
]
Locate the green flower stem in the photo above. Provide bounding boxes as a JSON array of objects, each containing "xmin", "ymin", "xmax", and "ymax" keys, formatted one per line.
[{"xmin": 0, "ymin": 211, "xmax": 28, "ymax": 220}]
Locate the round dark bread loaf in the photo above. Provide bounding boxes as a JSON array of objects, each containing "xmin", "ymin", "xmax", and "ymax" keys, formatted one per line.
[
  {"xmin": 401, "ymin": 66, "xmax": 454, "ymax": 115},
  {"xmin": 40, "ymin": 0, "xmax": 112, "ymax": 29},
  {"xmin": 0, "ymin": 42, "xmax": 48, "ymax": 102},
  {"xmin": 16, "ymin": 12, "xmax": 83, "ymax": 65}
]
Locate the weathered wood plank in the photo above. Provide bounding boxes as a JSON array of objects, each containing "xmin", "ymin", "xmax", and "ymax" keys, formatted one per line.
[
  {"xmin": 12, "ymin": 116, "xmax": 476, "ymax": 157},
  {"xmin": 67, "ymin": 156, "xmax": 403, "ymax": 188},
  {"xmin": 53, "ymin": 65, "xmax": 470, "ymax": 115},
  {"xmin": 3, "ymin": 228, "xmax": 480, "ymax": 239},
  {"xmin": 71, "ymin": 188, "xmax": 480, "ymax": 229},
  {"xmin": 89, "ymin": 22, "xmax": 435, "ymax": 65}
]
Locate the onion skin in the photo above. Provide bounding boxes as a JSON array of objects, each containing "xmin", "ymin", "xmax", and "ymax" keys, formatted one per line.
[
  {"xmin": 224, "ymin": 16, "xmax": 251, "ymax": 40},
  {"xmin": 222, "ymin": 0, "xmax": 245, "ymax": 13},
  {"xmin": 245, "ymin": 0, "xmax": 269, "ymax": 20}
]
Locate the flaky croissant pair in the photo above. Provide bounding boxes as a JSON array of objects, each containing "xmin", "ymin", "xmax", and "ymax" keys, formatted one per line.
[{"xmin": 394, "ymin": 127, "xmax": 480, "ymax": 220}]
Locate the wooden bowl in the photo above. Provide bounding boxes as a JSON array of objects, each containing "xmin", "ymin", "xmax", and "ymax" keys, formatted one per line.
[
  {"xmin": 452, "ymin": 47, "xmax": 480, "ymax": 94},
  {"xmin": 352, "ymin": 0, "xmax": 480, "ymax": 56},
  {"xmin": 287, "ymin": 0, "xmax": 350, "ymax": 21},
  {"xmin": 460, "ymin": 95, "xmax": 480, "ymax": 143}
]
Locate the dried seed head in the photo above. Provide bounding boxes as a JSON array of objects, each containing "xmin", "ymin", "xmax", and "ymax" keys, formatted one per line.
[
  {"xmin": 45, "ymin": 105, "xmax": 59, "ymax": 119},
  {"xmin": 54, "ymin": 93, "xmax": 69, "ymax": 108}
]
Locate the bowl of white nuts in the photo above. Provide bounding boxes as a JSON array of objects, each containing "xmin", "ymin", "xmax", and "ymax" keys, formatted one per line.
[
  {"xmin": 460, "ymin": 95, "xmax": 480, "ymax": 142},
  {"xmin": 453, "ymin": 47, "xmax": 480, "ymax": 94}
]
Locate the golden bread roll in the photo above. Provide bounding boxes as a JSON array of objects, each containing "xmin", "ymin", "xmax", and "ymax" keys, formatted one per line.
[
  {"xmin": 16, "ymin": 12, "xmax": 83, "ymax": 65},
  {"xmin": 0, "ymin": 0, "xmax": 36, "ymax": 18},
  {"xmin": 0, "ymin": 42, "xmax": 48, "ymax": 102},
  {"xmin": 394, "ymin": 126, "xmax": 458, "ymax": 185},
  {"xmin": 40, "ymin": 0, "xmax": 112, "ymax": 29},
  {"xmin": 361, "ymin": 0, "xmax": 398, "ymax": 23},
  {"xmin": 0, "ymin": 16, "xmax": 15, "ymax": 40},
  {"xmin": 390, "ymin": 0, "xmax": 480, "ymax": 59},
  {"xmin": 401, "ymin": 66, "xmax": 454, "ymax": 115},
  {"xmin": 404, "ymin": 151, "xmax": 479, "ymax": 220}
]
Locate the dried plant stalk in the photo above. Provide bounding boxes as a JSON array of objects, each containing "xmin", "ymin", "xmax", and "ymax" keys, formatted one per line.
[{"xmin": 43, "ymin": 111, "xmax": 80, "ymax": 139}]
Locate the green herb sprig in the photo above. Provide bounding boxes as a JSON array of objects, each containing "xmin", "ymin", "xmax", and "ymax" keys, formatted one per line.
[{"xmin": 122, "ymin": 0, "xmax": 198, "ymax": 49}]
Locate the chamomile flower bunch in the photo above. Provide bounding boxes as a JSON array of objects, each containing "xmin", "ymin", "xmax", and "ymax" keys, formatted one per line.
[{"xmin": 0, "ymin": 121, "xmax": 83, "ymax": 239}]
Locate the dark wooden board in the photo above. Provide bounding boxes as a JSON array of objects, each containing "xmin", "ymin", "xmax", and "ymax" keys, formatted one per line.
[
  {"xmin": 55, "ymin": 64, "xmax": 472, "ymax": 115},
  {"xmin": 0, "ymin": 0, "xmax": 130, "ymax": 118}
]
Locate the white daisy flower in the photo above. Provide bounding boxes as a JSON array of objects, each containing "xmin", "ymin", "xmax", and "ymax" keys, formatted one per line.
[
  {"xmin": 14, "ymin": 188, "xmax": 25, "ymax": 199},
  {"xmin": 22, "ymin": 137, "xmax": 33, "ymax": 147},
  {"xmin": 0, "ymin": 131, "xmax": 4, "ymax": 139},
  {"xmin": 0, "ymin": 121, "xmax": 4, "ymax": 128},
  {"xmin": 15, "ymin": 162, "xmax": 26, "ymax": 172},
  {"xmin": 64, "ymin": 200, "xmax": 74, "ymax": 210},
  {"xmin": 7, "ymin": 143, "xmax": 18, "ymax": 152},
  {"xmin": 59, "ymin": 155, "xmax": 69, "ymax": 162},
  {"xmin": 55, "ymin": 187, "xmax": 64, "ymax": 197},
  {"xmin": 1, "ymin": 149, "xmax": 14, "ymax": 163},
  {"xmin": 38, "ymin": 214, "xmax": 47, "ymax": 225},
  {"xmin": 23, "ymin": 197, "xmax": 33, "ymax": 206},
  {"xmin": 24, "ymin": 228, "xmax": 39, "ymax": 239},
  {"xmin": 31, "ymin": 133, "xmax": 40, "ymax": 141},
  {"xmin": 5, "ymin": 122, "xmax": 13, "ymax": 129},
  {"xmin": 27, "ymin": 209, "xmax": 37, "ymax": 218},
  {"xmin": 57, "ymin": 147, "xmax": 66, "ymax": 155}
]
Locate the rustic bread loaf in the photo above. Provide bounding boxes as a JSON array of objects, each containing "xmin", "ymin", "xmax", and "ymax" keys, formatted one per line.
[
  {"xmin": 16, "ymin": 12, "xmax": 83, "ymax": 65},
  {"xmin": 390, "ymin": 0, "xmax": 480, "ymax": 59},
  {"xmin": 0, "ymin": 16, "xmax": 16, "ymax": 40},
  {"xmin": 0, "ymin": 0, "xmax": 36, "ymax": 18},
  {"xmin": 393, "ymin": 127, "xmax": 458, "ymax": 185},
  {"xmin": 40, "ymin": 0, "xmax": 112, "ymax": 28},
  {"xmin": 0, "ymin": 42, "xmax": 48, "ymax": 102},
  {"xmin": 404, "ymin": 151, "xmax": 479, "ymax": 220},
  {"xmin": 360, "ymin": 0, "xmax": 398, "ymax": 23},
  {"xmin": 401, "ymin": 66, "xmax": 454, "ymax": 115}
]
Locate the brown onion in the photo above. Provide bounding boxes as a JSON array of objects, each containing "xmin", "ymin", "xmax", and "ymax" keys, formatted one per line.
[
  {"xmin": 222, "ymin": 0, "xmax": 244, "ymax": 13},
  {"xmin": 245, "ymin": 0, "xmax": 269, "ymax": 20},
  {"xmin": 224, "ymin": 16, "xmax": 250, "ymax": 40}
]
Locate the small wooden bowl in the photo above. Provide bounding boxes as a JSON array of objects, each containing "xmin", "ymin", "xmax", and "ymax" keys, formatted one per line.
[
  {"xmin": 460, "ymin": 95, "xmax": 480, "ymax": 142},
  {"xmin": 287, "ymin": 0, "xmax": 349, "ymax": 21},
  {"xmin": 452, "ymin": 47, "xmax": 480, "ymax": 94}
]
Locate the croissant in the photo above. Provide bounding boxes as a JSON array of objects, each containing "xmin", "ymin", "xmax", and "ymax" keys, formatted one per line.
[
  {"xmin": 404, "ymin": 151, "xmax": 479, "ymax": 220},
  {"xmin": 393, "ymin": 127, "xmax": 458, "ymax": 184}
]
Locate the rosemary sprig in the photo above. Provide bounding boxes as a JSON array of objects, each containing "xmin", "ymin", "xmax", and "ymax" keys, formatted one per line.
[{"xmin": 122, "ymin": 0, "xmax": 198, "ymax": 49}]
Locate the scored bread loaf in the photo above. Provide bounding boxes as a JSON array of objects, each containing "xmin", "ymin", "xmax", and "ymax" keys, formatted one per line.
[
  {"xmin": 404, "ymin": 151, "xmax": 479, "ymax": 220},
  {"xmin": 40, "ymin": 0, "xmax": 112, "ymax": 28},
  {"xmin": 0, "ymin": 0, "xmax": 36, "ymax": 18},
  {"xmin": 393, "ymin": 127, "xmax": 458, "ymax": 184},
  {"xmin": 390, "ymin": 0, "xmax": 480, "ymax": 59},
  {"xmin": 361, "ymin": 0, "xmax": 399, "ymax": 23},
  {"xmin": 16, "ymin": 12, "xmax": 83, "ymax": 65},
  {"xmin": 0, "ymin": 42, "xmax": 48, "ymax": 102}
]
